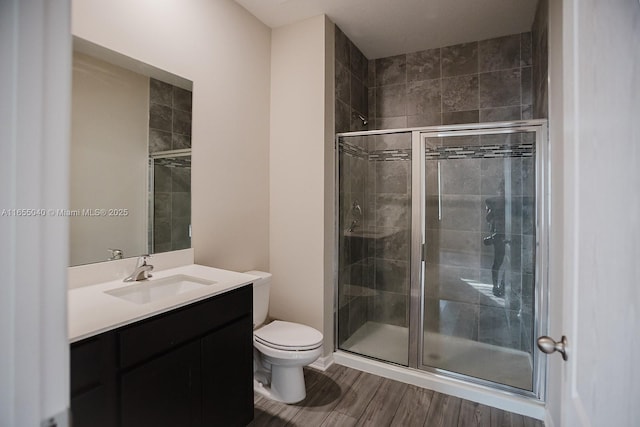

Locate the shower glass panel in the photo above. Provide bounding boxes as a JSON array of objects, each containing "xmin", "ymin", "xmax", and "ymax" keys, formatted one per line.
[
  {"xmin": 420, "ymin": 129, "xmax": 538, "ymax": 391},
  {"xmin": 337, "ymin": 131, "xmax": 413, "ymax": 366}
]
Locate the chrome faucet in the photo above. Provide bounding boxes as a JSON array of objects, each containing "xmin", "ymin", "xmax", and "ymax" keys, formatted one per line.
[
  {"xmin": 123, "ymin": 255, "xmax": 154, "ymax": 282},
  {"xmin": 107, "ymin": 248, "xmax": 123, "ymax": 261}
]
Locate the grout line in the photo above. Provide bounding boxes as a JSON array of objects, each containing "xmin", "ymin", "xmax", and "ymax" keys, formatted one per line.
[
  {"xmin": 476, "ymin": 42, "xmax": 480, "ymax": 114},
  {"xmin": 440, "ymin": 47, "xmax": 443, "ymax": 125}
]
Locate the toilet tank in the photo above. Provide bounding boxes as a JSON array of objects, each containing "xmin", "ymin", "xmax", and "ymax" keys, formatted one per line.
[{"xmin": 244, "ymin": 270, "xmax": 271, "ymax": 327}]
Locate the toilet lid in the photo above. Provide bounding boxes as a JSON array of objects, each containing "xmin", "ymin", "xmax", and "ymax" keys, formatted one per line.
[{"xmin": 254, "ymin": 320, "xmax": 323, "ymax": 351}]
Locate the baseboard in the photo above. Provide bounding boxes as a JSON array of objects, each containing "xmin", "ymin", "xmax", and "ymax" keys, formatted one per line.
[
  {"xmin": 545, "ymin": 411, "xmax": 555, "ymax": 427},
  {"xmin": 309, "ymin": 354, "xmax": 334, "ymax": 371}
]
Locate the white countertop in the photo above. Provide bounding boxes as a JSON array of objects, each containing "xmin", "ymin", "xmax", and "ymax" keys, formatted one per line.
[{"xmin": 68, "ymin": 264, "xmax": 257, "ymax": 343}]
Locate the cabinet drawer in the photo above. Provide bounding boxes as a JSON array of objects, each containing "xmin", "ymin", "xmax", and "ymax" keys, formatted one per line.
[{"xmin": 119, "ymin": 285, "xmax": 252, "ymax": 368}]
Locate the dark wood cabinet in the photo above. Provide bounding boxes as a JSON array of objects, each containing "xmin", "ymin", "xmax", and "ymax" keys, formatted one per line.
[
  {"xmin": 121, "ymin": 340, "xmax": 202, "ymax": 427},
  {"xmin": 70, "ymin": 285, "xmax": 253, "ymax": 427},
  {"xmin": 70, "ymin": 333, "xmax": 118, "ymax": 427},
  {"xmin": 202, "ymin": 316, "xmax": 254, "ymax": 426}
]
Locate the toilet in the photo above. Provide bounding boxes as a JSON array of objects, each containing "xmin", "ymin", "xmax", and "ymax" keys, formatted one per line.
[{"xmin": 245, "ymin": 270, "xmax": 323, "ymax": 404}]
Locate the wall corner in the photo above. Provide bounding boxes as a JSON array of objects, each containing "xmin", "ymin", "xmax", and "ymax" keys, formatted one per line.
[{"xmin": 323, "ymin": 15, "xmax": 336, "ymax": 357}]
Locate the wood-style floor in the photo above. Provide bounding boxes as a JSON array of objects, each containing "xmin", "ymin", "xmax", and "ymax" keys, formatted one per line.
[{"xmin": 249, "ymin": 364, "xmax": 544, "ymax": 427}]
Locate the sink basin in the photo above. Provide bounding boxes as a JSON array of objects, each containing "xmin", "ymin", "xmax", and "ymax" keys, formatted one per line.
[{"xmin": 105, "ymin": 274, "xmax": 217, "ymax": 304}]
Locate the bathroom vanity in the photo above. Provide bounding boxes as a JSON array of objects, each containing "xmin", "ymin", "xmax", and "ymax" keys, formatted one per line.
[{"xmin": 68, "ymin": 264, "xmax": 257, "ymax": 427}]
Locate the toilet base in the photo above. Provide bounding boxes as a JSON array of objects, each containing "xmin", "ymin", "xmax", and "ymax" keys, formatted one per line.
[
  {"xmin": 252, "ymin": 326, "xmax": 323, "ymax": 404},
  {"xmin": 253, "ymin": 363, "xmax": 306, "ymax": 403}
]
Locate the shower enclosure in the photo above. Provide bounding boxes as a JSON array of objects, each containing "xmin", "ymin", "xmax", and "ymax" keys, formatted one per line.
[{"xmin": 336, "ymin": 120, "xmax": 547, "ymax": 398}]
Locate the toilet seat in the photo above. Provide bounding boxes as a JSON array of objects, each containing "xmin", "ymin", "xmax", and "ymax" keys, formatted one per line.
[{"xmin": 254, "ymin": 320, "xmax": 323, "ymax": 351}]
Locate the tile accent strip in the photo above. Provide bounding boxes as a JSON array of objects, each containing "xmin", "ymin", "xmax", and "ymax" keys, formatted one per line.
[
  {"xmin": 369, "ymin": 149, "xmax": 411, "ymax": 161},
  {"xmin": 154, "ymin": 156, "xmax": 191, "ymax": 168},
  {"xmin": 339, "ymin": 140, "xmax": 368, "ymax": 159},
  {"xmin": 340, "ymin": 140, "xmax": 534, "ymax": 160},
  {"xmin": 425, "ymin": 143, "xmax": 534, "ymax": 160}
]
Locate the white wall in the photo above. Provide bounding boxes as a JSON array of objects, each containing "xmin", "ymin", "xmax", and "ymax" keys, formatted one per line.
[
  {"xmin": 323, "ymin": 18, "xmax": 336, "ymax": 359},
  {"xmin": 70, "ymin": 52, "xmax": 148, "ymax": 266},
  {"xmin": 270, "ymin": 15, "xmax": 335, "ymax": 355},
  {"xmin": 72, "ymin": 0, "xmax": 271, "ymax": 272}
]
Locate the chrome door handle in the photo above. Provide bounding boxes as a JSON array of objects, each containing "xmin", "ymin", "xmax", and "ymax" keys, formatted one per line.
[{"xmin": 537, "ymin": 335, "xmax": 568, "ymax": 361}]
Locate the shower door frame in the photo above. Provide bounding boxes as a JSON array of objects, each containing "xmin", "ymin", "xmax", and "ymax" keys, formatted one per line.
[
  {"xmin": 409, "ymin": 120, "xmax": 549, "ymax": 400},
  {"xmin": 334, "ymin": 119, "xmax": 549, "ymax": 401}
]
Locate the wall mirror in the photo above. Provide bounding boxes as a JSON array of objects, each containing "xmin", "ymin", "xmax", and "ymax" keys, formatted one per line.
[{"xmin": 70, "ymin": 37, "xmax": 192, "ymax": 266}]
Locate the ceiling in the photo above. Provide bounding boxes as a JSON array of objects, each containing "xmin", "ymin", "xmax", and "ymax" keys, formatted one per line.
[{"xmin": 233, "ymin": 0, "xmax": 539, "ymax": 59}]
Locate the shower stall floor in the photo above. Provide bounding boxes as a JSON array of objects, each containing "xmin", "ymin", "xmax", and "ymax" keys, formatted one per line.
[
  {"xmin": 341, "ymin": 321, "xmax": 533, "ymax": 391},
  {"xmin": 341, "ymin": 321, "xmax": 409, "ymax": 365}
]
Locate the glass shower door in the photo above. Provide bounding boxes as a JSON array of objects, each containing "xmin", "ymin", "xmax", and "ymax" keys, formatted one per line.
[
  {"xmin": 337, "ymin": 131, "xmax": 413, "ymax": 366},
  {"xmin": 418, "ymin": 127, "xmax": 544, "ymax": 393}
]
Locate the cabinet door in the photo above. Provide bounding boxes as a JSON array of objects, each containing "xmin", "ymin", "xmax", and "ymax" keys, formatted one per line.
[
  {"xmin": 70, "ymin": 334, "xmax": 117, "ymax": 427},
  {"xmin": 201, "ymin": 315, "xmax": 253, "ymax": 427},
  {"xmin": 71, "ymin": 386, "xmax": 114, "ymax": 427},
  {"xmin": 120, "ymin": 340, "xmax": 202, "ymax": 427}
]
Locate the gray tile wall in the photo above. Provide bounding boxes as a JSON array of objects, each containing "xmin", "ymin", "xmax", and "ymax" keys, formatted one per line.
[
  {"xmin": 366, "ymin": 136, "xmax": 412, "ymax": 328},
  {"xmin": 336, "ymin": 23, "xmax": 547, "ymax": 353},
  {"xmin": 368, "ymin": 33, "xmax": 534, "ymax": 130},
  {"xmin": 363, "ymin": 32, "xmax": 540, "ymax": 351},
  {"xmin": 335, "ymin": 26, "xmax": 371, "ymax": 343},
  {"xmin": 149, "ymin": 78, "xmax": 192, "ymax": 152},
  {"xmin": 335, "ymin": 27, "xmax": 369, "ymax": 133},
  {"xmin": 149, "ymin": 78, "xmax": 192, "ymax": 253},
  {"xmin": 532, "ymin": 0, "xmax": 549, "ymax": 119}
]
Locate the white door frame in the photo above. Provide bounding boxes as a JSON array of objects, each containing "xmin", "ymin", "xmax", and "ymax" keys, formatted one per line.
[
  {"xmin": 546, "ymin": 0, "xmax": 640, "ymax": 425},
  {"xmin": 544, "ymin": 0, "xmax": 567, "ymax": 425},
  {"xmin": 0, "ymin": 1, "xmax": 72, "ymax": 426}
]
